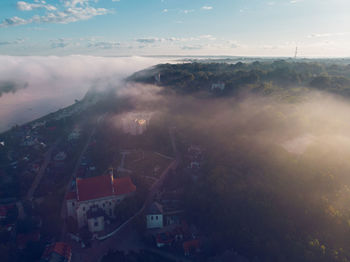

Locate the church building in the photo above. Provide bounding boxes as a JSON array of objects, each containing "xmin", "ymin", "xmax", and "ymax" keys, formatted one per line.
[{"xmin": 66, "ymin": 173, "xmax": 136, "ymax": 232}]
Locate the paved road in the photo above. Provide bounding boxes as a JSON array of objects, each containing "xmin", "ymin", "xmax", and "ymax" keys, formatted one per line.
[{"xmin": 26, "ymin": 139, "xmax": 60, "ymax": 201}]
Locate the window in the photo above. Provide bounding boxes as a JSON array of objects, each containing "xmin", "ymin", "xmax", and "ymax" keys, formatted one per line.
[
  {"xmin": 151, "ymin": 216, "xmax": 153, "ymax": 220},
  {"xmin": 83, "ymin": 207, "xmax": 85, "ymax": 211},
  {"xmin": 72, "ymin": 202, "xmax": 75, "ymax": 206},
  {"xmin": 103, "ymin": 203, "xmax": 105, "ymax": 207},
  {"xmin": 94, "ymin": 221, "xmax": 98, "ymax": 227},
  {"xmin": 155, "ymin": 216, "xmax": 158, "ymax": 220}
]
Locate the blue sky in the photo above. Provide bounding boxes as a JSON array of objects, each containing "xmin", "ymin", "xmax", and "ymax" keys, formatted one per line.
[{"xmin": 0, "ymin": 0, "xmax": 349, "ymax": 57}]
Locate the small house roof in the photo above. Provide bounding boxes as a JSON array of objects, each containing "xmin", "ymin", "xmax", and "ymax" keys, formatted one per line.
[{"xmin": 146, "ymin": 202, "xmax": 163, "ymax": 215}]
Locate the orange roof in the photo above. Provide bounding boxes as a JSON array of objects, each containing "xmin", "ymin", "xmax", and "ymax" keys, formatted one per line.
[{"xmin": 76, "ymin": 174, "xmax": 136, "ymax": 202}]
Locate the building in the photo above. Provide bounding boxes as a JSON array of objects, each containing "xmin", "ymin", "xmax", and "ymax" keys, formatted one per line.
[
  {"xmin": 68, "ymin": 127, "xmax": 81, "ymax": 141},
  {"xmin": 183, "ymin": 239, "xmax": 200, "ymax": 256},
  {"xmin": 0, "ymin": 206, "xmax": 7, "ymax": 220},
  {"xmin": 211, "ymin": 82, "xmax": 225, "ymax": 91},
  {"xmin": 121, "ymin": 113, "xmax": 150, "ymax": 135},
  {"xmin": 41, "ymin": 242, "xmax": 72, "ymax": 262},
  {"xmin": 66, "ymin": 173, "xmax": 136, "ymax": 231},
  {"xmin": 154, "ymin": 73, "xmax": 161, "ymax": 84},
  {"xmin": 146, "ymin": 202, "xmax": 163, "ymax": 229}
]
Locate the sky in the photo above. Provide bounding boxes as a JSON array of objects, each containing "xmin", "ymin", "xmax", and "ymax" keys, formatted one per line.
[{"xmin": 0, "ymin": 0, "xmax": 350, "ymax": 57}]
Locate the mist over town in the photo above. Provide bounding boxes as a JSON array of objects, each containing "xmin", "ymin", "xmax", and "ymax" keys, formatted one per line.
[{"xmin": 1, "ymin": 1, "xmax": 350, "ymax": 262}]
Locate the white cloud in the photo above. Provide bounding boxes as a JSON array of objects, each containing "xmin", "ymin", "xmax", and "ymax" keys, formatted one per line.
[
  {"xmin": 1, "ymin": 0, "xmax": 110, "ymax": 27},
  {"xmin": 308, "ymin": 32, "xmax": 349, "ymax": 38},
  {"xmin": 290, "ymin": 0, "xmax": 303, "ymax": 4},
  {"xmin": 0, "ymin": 39, "xmax": 25, "ymax": 46},
  {"xmin": 1, "ymin": 16, "xmax": 28, "ymax": 27},
  {"xmin": 162, "ymin": 9, "xmax": 168, "ymax": 13},
  {"xmin": 17, "ymin": 1, "xmax": 57, "ymax": 11},
  {"xmin": 201, "ymin": 6, "xmax": 213, "ymax": 10},
  {"xmin": 181, "ymin": 45, "xmax": 204, "ymax": 50},
  {"xmin": 181, "ymin": 9, "xmax": 194, "ymax": 14},
  {"xmin": 136, "ymin": 37, "xmax": 163, "ymax": 44},
  {"xmin": 87, "ymin": 40, "xmax": 120, "ymax": 49}
]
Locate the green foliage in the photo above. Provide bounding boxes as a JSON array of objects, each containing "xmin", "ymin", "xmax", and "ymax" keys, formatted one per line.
[{"xmin": 131, "ymin": 60, "xmax": 350, "ymax": 98}]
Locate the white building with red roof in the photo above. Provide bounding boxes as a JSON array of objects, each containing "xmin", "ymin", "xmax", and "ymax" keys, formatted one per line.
[{"xmin": 66, "ymin": 173, "xmax": 136, "ymax": 232}]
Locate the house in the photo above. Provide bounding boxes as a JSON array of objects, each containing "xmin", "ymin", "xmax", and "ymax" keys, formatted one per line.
[
  {"xmin": 54, "ymin": 152, "xmax": 67, "ymax": 161},
  {"xmin": 17, "ymin": 231, "xmax": 41, "ymax": 250},
  {"xmin": 211, "ymin": 82, "xmax": 225, "ymax": 91},
  {"xmin": 0, "ymin": 206, "xmax": 7, "ymax": 220},
  {"xmin": 66, "ymin": 173, "xmax": 136, "ymax": 231},
  {"xmin": 190, "ymin": 161, "xmax": 200, "ymax": 169},
  {"xmin": 154, "ymin": 73, "xmax": 161, "ymax": 84},
  {"xmin": 155, "ymin": 232, "xmax": 172, "ymax": 248},
  {"xmin": 183, "ymin": 239, "xmax": 200, "ymax": 256},
  {"xmin": 68, "ymin": 127, "xmax": 81, "ymax": 141},
  {"xmin": 41, "ymin": 242, "xmax": 72, "ymax": 262},
  {"xmin": 146, "ymin": 202, "xmax": 163, "ymax": 229}
]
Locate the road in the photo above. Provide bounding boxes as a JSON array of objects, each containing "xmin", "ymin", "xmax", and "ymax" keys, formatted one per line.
[
  {"xmin": 60, "ymin": 114, "xmax": 106, "ymax": 240},
  {"xmin": 26, "ymin": 139, "xmax": 60, "ymax": 201}
]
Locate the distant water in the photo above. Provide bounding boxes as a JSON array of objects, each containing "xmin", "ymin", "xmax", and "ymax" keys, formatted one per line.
[{"xmin": 0, "ymin": 55, "xmax": 169, "ymax": 133}]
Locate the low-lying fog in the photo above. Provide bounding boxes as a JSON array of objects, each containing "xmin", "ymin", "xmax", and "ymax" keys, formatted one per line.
[{"xmin": 0, "ymin": 55, "xmax": 167, "ymax": 132}]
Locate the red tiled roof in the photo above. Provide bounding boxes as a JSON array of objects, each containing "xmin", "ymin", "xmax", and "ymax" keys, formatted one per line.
[
  {"xmin": 113, "ymin": 176, "xmax": 136, "ymax": 195},
  {"xmin": 17, "ymin": 232, "xmax": 40, "ymax": 249},
  {"xmin": 183, "ymin": 239, "xmax": 200, "ymax": 252},
  {"xmin": 0, "ymin": 206, "xmax": 7, "ymax": 217},
  {"xmin": 52, "ymin": 242, "xmax": 72, "ymax": 260},
  {"xmin": 76, "ymin": 175, "xmax": 136, "ymax": 202},
  {"xmin": 42, "ymin": 242, "xmax": 72, "ymax": 261},
  {"xmin": 65, "ymin": 191, "xmax": 76, "ymax": 200}
]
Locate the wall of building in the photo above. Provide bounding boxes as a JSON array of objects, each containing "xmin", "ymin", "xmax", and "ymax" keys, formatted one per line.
[
  {"xmin": 146, "ymin": 214, "xmax": 163, "ymax": 229},
  {"xmin": 73, "ymin": 195, "xmax": 126, "ymax": 228},
  {"xmin": 88, "ymin": 216, "xmax": 105, "ymax": 233},
  {"xmin": 66, "ymin": 199, "xmax": 77, "ymax": 219}
]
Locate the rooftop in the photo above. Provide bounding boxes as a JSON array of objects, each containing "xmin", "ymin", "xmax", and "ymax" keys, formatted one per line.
[{"xmin": 76, "ymin": 174, "xmax": 136, "ymax": 202}]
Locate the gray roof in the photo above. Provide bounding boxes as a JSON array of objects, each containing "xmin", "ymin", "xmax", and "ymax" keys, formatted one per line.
[{"xmin": 146, "ymin": 202, "xmax": 163, "ymax": 215}]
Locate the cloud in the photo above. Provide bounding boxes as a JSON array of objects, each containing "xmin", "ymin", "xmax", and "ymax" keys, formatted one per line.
[
  {"xmin": 0, "ymin": 81, "xmax": 28, "ymax": 97},
  {"xmin": 1, "ymin": 0, "xmax": 111, "ymax": 27},
  {"xmin": 181, "ymin": 45, "xmax": 203, "ymax": 50},
  {"xmin": 87, "ymin": 41, "xmax": 120, "ymax": 49},
  {"xmin": 17, "ymin": 1, "xmax": 57, "ymax": 11},
  {"xmin": 136, "ymin": 38, "xmax": 163, "ymax": 44},
  {"xmin": 181, "ymin": 9, "xmax": 194, "ymax": 14},
  {"xmin": 308, "ymin": 32, "xmax": 349, "ymax": 38},
  {"xmin": 290, "ymin": 0, "xmax": 303, "ymax": 3},
  {"xmin": 0, "ymin": 55, "xmax": 164, "ymax": 132},
  {"xmin": 0, "ymin": 39, "xmax": 25, "ymax": 46},
  {"xmin": 162, "ymin": 9, "xmax": 168, "ymax": 13},
  {"xmin": 50, "ymin": 38, "xmax": 72, "ymax": 48},
  {"xmin": 201, "ymin": 6, "xmax": 213, "ymax": 10},
  {"xmin": 199, "ymin": 34, "xmax": 216, "ymax": 40},
  {"xmin": 1, "ymin": 16, "xmax": 28, "ymax": 27}
]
